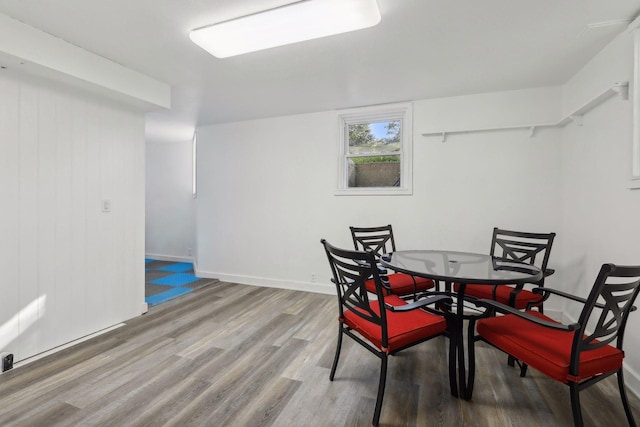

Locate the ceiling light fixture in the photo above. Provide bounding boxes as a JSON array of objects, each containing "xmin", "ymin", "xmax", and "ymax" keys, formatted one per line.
[{"xmin": 189, "ymin": 0, "xmax": 381, "ymax": 58}]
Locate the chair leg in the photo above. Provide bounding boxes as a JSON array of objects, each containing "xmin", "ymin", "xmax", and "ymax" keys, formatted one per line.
[
  {"xmin": 372, "ymin": 354, "xmax": 388, "ymax": 426},
  {"xmin": 569, "ymin": 382, "xmax": 584, "ymax": 427},
  {"xmin": 506, "ymin": 355, "xmax": 528, "ymax": 377},
  {"xmin": 329, "ymin": 325, "xmax": 343, "ymax": 381},
  {"xmin": 466, "ymin": 320, "xmax": 477, "ymax": 399},
  {"xmin": 448, "ymin": 326, "xmax": 458, "ymax": 397},
  {"xmin": 617, "ymin": 368, "xmax": 638, "ymax": 427}
]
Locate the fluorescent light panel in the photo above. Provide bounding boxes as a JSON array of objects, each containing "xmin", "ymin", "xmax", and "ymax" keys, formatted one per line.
[{"xmin": 190, "ymin": 0, "xmax": 381, "ymax": 58}]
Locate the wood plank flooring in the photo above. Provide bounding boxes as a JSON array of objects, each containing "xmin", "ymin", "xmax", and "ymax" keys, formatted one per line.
[{"xmin": 0, "ymin": 282, "xmax": 638, "ymax": 426}]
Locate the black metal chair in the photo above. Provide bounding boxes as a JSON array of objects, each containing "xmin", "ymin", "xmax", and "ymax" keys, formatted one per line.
[
  {"xmin": 321, "ymin": 239, "xmax": 452, "ymax": 426},
  {"xmin": 350, "ymin": 225, "xmax": 435, "ymax": 298},
  {"xmin": 470, "ymin": 263, "xmax": 640, "ymax": 427},
  {"xmin": 460, "ymin": 227, "xmax": 556, "ymax": 310}
]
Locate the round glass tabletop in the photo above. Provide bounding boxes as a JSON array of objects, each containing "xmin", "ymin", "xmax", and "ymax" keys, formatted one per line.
[{"xmin": 380, "ymin": 250, "xmax": 542, "ymax": 284}]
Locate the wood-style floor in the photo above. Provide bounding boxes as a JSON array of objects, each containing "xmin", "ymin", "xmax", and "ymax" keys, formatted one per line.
[{"xmin": 0, "ymin": 282, "xmax": 638, "ymax": 426}]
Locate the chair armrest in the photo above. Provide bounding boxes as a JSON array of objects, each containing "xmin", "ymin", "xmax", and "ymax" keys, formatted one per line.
[
  {"xmin": 474, "ymin": 298, "xmax": 580, "ymax": 332},
  {"xmin": 353, "ymin": 259, "xmax": 372, "ymax": 268},
  {"xmin": 385, "ymin": 295, "xmax": 452, "ymax": 312},
  {"xmin": 544, "ymin": 268, "xmax": 555, "ymax": 277},
  {"xmin": 376, "ymin": 264, "xmax": 388, "ymax": 275},
  {"xmin": 531, "ymin": 287, "xmax": 607, "ymax": 310},
  {"xmin": 355, "ymin": 259, "xmax": 388, "ymax": 275},
  {"xmin": 532, "ymin": 286, "xmax": 587, "ymax": 303}
]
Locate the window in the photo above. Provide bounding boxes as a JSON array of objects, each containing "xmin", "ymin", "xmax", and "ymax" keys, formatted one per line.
[
  {"xmin": 336, "ymin": 102, "xmax": 412, "ymax": 195},
  {"xmin": 632, "ymin": 28, "xmax": 640, "ymax": 189}
]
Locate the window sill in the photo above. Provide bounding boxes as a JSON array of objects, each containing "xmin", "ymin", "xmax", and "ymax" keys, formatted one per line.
[
  {"xmin": 334, "ymin": 187, "xmax": 413, "ymax": 196},
  {"xmin": 628, "ymin": 179, "xmax": 640, "ymax": 190}
]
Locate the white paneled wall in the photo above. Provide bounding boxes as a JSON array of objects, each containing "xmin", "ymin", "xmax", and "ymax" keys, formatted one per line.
[{"xmin": 0, "ymin": 71, "xmax": 145, "ymax": 363}]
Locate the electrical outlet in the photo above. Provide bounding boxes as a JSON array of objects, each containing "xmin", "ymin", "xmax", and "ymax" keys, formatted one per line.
[
  {"xmin": 1, "ymin": 353, "xmax": 13, "ymax": 372},
  {"xmin": 311, "ymin": 273, "xmax": 316, "ymax": 283}
]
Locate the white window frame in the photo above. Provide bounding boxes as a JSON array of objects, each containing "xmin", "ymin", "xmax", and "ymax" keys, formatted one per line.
[
  {"xmin": 631, "ymin": 28, "xmax": 640, "ymax": 189},
  {"xmin": 336, "ymin": 102, "xmax": 413, "ymax": 196},
  {"xmin": 192, "ymin": 131, "xmax": 197, "ymax": 198}
]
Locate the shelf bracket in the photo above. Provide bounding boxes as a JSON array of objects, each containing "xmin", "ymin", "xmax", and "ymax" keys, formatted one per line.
[
  {"xmin": 441, "ymin": 132, "xmax": 447, "ymax": 143},
  {"xmin": 529, "ymin": 126, "xmax": 536, "ymax": 137},
  {"xmin": 570, "ymin": 115, "xmax": 584, "ymax": 126},
  {"xmin": 613, "ymin": 82, "xmax": 629, "ymax": 100}
]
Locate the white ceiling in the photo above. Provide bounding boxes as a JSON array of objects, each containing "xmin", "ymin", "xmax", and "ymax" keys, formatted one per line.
[{"xmin": 0, "ymin": 0, "xmax": 638, "ymax": 143}]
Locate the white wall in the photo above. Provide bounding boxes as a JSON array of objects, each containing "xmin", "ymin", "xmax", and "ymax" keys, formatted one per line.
[
  {"xmin": 0, "ymin": 71, "xmax": 146, "ymax": 363},
  {"xmin": 145, "ymin": 141, "xmax": 195, "ymax": 261},
  {"xmin": 195, "ymin": 112, "xmax": 340, "ymax": 294},
  {"xmin": 561, "ymin": 28, "xmax": 640, "ymax": 392},
  {"xmin": 195, "ymin": 86, "xmax": 564, "ymax": 298}
]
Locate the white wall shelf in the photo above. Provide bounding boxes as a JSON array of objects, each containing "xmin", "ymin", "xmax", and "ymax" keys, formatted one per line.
[{"xmin": 421, "ymin": 82, "xmax": 629, "ymax": 142}]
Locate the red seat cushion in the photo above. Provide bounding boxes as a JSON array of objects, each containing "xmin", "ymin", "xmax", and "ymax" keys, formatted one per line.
[
  {"xmin": 476, "ymin": 311, "xmax": 624, "ymax": 383},
  {"xmin": 455, "ymin": 283, "xmax": 542, "ymax": 309},
  {"xmin": 343, "ymin": 295, "xmax": 447, "ymax": 353},
  {"xmin": 366, "ymin": 273, "xmax": 435, "ymax": 296}
]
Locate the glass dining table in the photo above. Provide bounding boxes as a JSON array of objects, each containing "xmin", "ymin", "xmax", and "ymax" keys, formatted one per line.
[{"xmin": 380, "ymin": 250, "xmax": 543, "ymax": 400}]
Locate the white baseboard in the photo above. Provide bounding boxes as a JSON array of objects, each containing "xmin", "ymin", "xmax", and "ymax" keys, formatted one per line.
[
  {"xmin": 145, "ymin": 253, "xmax": 194, "ymax": 263},
  {"xmin": 625, "ymin": 364, "xmax": 640, "ymax": 398},
  {"xmin": 540, "ymin": 309, "xmax": 563, "ymax": 322},
  {"xmin": 10, "ymin": 322, "xmax": 125, "ymax": 370},
  {"xmin": 195, "ymin": 269, "xmax": 335, "ymax": 295}
]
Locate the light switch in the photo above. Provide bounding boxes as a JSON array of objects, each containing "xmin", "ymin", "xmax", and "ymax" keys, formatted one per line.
[{"xmin": 102, "ymin": 200, "xmax": 111, "ymax": 212}]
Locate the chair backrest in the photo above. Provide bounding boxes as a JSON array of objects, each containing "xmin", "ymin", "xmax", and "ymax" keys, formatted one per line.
[
  {"xmin": 350, "ymin": 225, "xmax": 397, "ymax": 259},
  {"xmin": 321, "ymin": 239, "xmax": 389, "ymax": 345},
  {"xmin": 571, "ymin": 264, "xmax": 640, "ymax": 373},
  {"xmin": 490, "ymin": 228, "xmax": 555, "ymax": 274}
]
